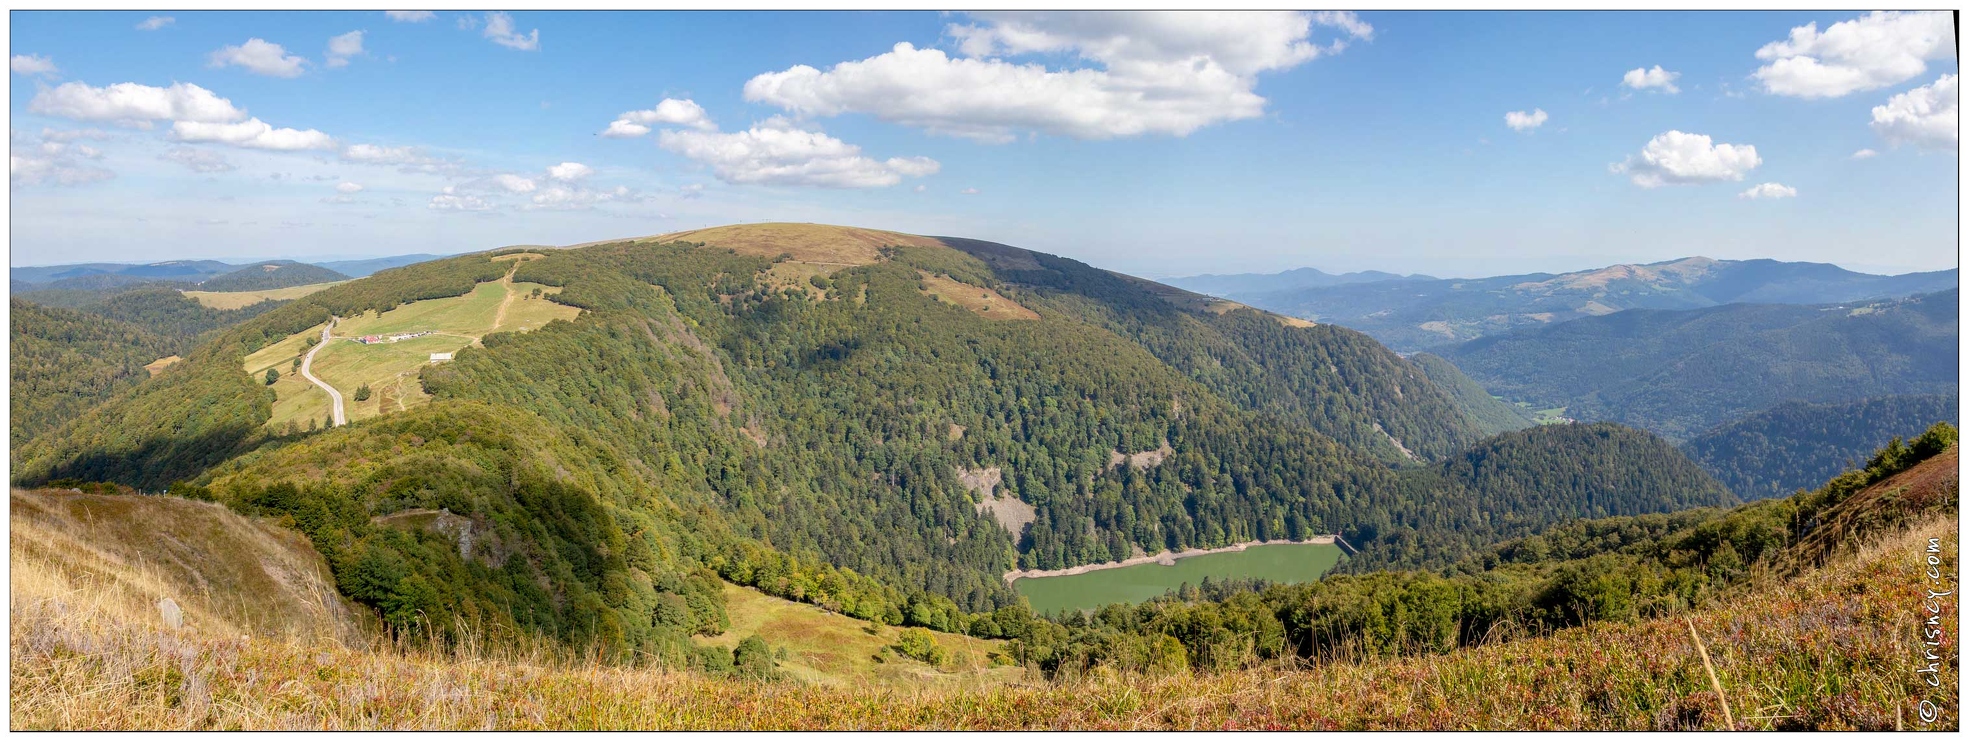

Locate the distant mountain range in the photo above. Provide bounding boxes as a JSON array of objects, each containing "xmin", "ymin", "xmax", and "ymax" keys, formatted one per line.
[
  {"xmin": 1165, "ymin": 266, "xmax": 1434, "ymax": 297},
  {"xmin": 1438, "ymin": 289, "xmax": 1959, "ymax": 441},
  {"xmin": 12, "ymin": 253, "xmax": 444, "ymax": 288},
  {"xmin": 1168, "ymin": 257, "xmax": 1958, "ymax": 352}
]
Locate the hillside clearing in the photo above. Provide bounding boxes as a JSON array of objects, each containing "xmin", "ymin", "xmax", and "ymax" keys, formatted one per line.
[
  {"xmin": 917, "ymin": 272, "xmax": 1039, "ymax": 320},
  {"xmin": 699, "ymin": 584, "xmax": 1021, "ymax": 689},
  {"xmin": 183, "ymin": 281, "xmax": 344, "ymax": 310},
  {"xmin": 143, "ymin": 355, "xmax": 182, "ymax": 376}
]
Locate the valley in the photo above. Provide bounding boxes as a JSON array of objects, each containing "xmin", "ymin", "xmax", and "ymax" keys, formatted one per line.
[{"xmin": 1011, "ymin": 540, "xmax": 1345, "ymax": 616}]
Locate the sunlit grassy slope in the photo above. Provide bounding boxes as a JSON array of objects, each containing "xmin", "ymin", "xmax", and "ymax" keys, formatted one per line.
[
  {"xmin": 183, "ymin": 281, "xmax": 345, "ymax": 310},
  {"xmin": 701, "ymin": 583, "xmax": 1022, "ymax": 689}
]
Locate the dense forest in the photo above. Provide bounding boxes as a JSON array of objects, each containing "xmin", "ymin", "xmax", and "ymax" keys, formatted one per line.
[
  {"xmin": 1442, "ymin": 290, "xmax": 1959, "ymax": 440},
  {"xmin": 1406, "ymin": 352, "xmax": 1536, "ymax": 436},
  {"xmin": 199, "ymin": 261, "xmax": 349, "ymax": 291},
  {"xmin": 1682, "ymin": 393, "xmax": 1958, "ymax": 500},
  {"xmin": 10, "ymin": 290, "xmax": 286, "ymax": 448},
  {"xmin": 12, "ymin": 227, "xmax": 1774, "ymax": 662}
]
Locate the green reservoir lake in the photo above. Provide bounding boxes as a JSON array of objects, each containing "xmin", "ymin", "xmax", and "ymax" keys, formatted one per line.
[{"xmin": 1013, "ymin": 542, "xmax": 1345, "ymax": 616}]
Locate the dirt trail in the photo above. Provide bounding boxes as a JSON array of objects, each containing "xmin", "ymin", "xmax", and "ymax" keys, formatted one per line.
[
  {"xmin": 480, "ymin": 266, "xmax": 520, "ymax": 346},
  {"xmin": 299, "ymin": 320, "xmax": 345, "ymax": 426}
]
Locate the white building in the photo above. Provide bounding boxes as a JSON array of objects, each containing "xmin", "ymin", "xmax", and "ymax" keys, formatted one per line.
[{"xmin": 429, "ymin": 352, "xmax": 454, "ymax": 362}]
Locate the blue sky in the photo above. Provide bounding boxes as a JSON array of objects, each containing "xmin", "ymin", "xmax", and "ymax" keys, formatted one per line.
[{"xmin": 9, "ymin": 10, "xmax": 1959, "ymax": 277}]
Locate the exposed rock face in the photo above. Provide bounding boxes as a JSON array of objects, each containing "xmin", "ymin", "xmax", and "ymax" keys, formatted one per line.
[
  {"xmin": 958, "ymin": 466, "xmax": 1035, "ymax": 538},
  {"xmin": 1107, "ymin": 440, "xmax": 1175, "ymax": 471}
]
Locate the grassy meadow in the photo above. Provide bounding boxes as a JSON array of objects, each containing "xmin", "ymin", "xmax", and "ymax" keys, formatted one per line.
[{"xmin": 184, "ymin": 281, "xmax": 345, "ymax": 310}]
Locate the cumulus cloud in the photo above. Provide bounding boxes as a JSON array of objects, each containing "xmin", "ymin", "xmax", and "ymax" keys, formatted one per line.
[
  {"xmin": 1851, "ymin": 148, "xmax": 1879, "ymax": 159},
  {"xmin": 1611, "ymin": 130, "xmax": 1761, "ymax": 188},
  {"xmin": 171, "ymin": 117, "xmax": 336, "ymax": 150},
  {"xmin": 40, "ymin": 127, "xmax": 113, "ymax": 142},
  {"xmin": 1621, "ymin": 65, "xmax": 1680, "ymax": 93},
  {"xmin": 1738, "ymin": 182, "xmax": 1797, "ymax": 199},
  {"xmin": 209, "ymin": 38, "xmax": 309, "ymax": 78},
  {"xmin": 523, "ymin": 184, "xmax": 646, "ymax": 211},
  {"xmin": 1870, "ymin": 73, "xmax": 1957, "ymax": 152},
  {"xmin": 336, "ymin": 181, "xmax": 364, "ymax": 193},
  {"xmin": 601, "ymin": 98, "xmax": 714, "ymax": 137},
  {"xmin": 29, "ymin": 81, "xmax": 246, "ymax": 125},
  {"xmin": 1753, "ymin": 11, "xmax": 1954, "ymax": 98},
  {"xmin": 386, "ymin": 11, "xmax": 435, "ymax": 22},
  {"xmin": 547, "ymin": 161, "xmax": 593, "ymax": 181},
  {"xmin": 743, "ymin": 11, "xmax": 1369, "ymax": 142},
  {"xmin": 657, "ymin": 116, "xmax": 940, "ymax": 188},
  {"xmin": 160, "ymin": 146, "xmax": 238, "ymax": 173},
  {"xmin": 11, "ymin": 54, "xmax": 58, "ymax": 77},
  {"xmin": 136, "ymin": 16, "xmax": 174, "ymax": 31},
  {"xmin": 482, "ymin": 12, "xmax": 539, "ymax": 51},
  {"xmin": 326, "ymin": 31, "xmax": 365, "ymax": 68},
  {"xmin": 960, "ymin": 187, "xmax": 980, "ymax": 195},
  {"xmin": 1504, "ymin": 108, "xmax": 1548, "ymax": 132}
]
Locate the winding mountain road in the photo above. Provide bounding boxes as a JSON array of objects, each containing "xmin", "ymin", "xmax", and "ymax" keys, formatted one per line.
[{"xmin": 299, "ymin": 319, "xmax": 345, "ymax": 427}]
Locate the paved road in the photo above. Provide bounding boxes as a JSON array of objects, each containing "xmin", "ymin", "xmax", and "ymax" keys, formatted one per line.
[{"xmin": 298, "ymin": 319, "xmax": 346, "ymax": 427}]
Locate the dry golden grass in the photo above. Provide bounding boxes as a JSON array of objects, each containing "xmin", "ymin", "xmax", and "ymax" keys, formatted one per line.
[
  {"xmin": 700, "ymin": 584, "xmax": 1022, "ymax": 690},
  {"xmin": 654, "ymin": 223, "xmax": 945, "ymax": 266},
  {"xmin": 917, "ymin": 272, "xmax": 1039, "ymax": 321},
  {"xmin": 183, "ymin": 282, "xmax": 344, "ymax": 310},
  {"xmin": 143, "ymin": 355, "xmax": 183, "ymax": 376}
]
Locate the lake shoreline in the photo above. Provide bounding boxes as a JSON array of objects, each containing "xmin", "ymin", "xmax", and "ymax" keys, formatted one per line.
[{"xmin": 1004, "ymin": 535, "xmax": 1339, "ymax": 584}]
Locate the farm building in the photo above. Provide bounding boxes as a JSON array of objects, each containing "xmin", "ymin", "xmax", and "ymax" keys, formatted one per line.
[{"xmin": 430, "ymin": 352, "xmax": 454, "ymax": 362}]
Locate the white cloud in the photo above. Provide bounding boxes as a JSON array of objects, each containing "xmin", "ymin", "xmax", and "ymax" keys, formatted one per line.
[
  {"xmin": 678, "ymin": 183, "xmax": 704, "ymax": 199},
  {"xmin": 12, "ymin": 134, "xmax": 114, "ymax": 186},
  {"xmin": 1504, "ymin": 108, "xmax": 1548, "ymax": 132},
  {"xmin": 209, "ymin": 38, "xmax": 309, "ymax": 78},
  {"xmin": 172, "ymin": 117, "xmax": 337, "ymax": 150},
  {"xmin": 547, "ymin": 162, "xmax": 594, "ymax": 181},
  {"xmin": 602, "ymin": 98, "xmax": 715, "ymax": 137},
  {"xmin": 960, "ymin": 187, "xmax": 981, "ymax": 195},
  {"xmin": 1753, "ymin": 11, "xmax": 1954, "ymax": 98},
  {"xmin": 490, "ymin": 173, "xmax": 537, "ymax": 193},
  {"xmin": 326, "ymin": 31, "xmax": 365, "ymax": 68},
  {"xmin": 429, "ymin": 191, "xmax": 493, "ymax": 211},
  {"xmin": 1620, "ymin": 65, "xmax": 1680, "ymax": 94},
  {"xmin": 339, "ymin": 143, "xmax": 464, "ymax": 175},
  {"xmin": 913, "ymin": 184, "xmax": 927, "ymax": 193},
  {"xmin": 524, "ymin": 184, "xmax": 645, "ymax": 211},
  {"xmin": 136, "ymin": 16, "xmax": 174, "ymax": 31},
  {"xmin": 657, "ymin": 116, "xmax": 940, "ymax": 188},
  {"xmin": 385, "ymin": 11, "xmax": 435, "ymax": 22},
  {"xmin": 1611, "ymin": 130, "xmax": 1761, "ymax": 188},
  {"xmin": 29, "ymin": 81, "xmax": 246, "ymax": 125},
  {"xmin": 336, "ymin": 181, "xmax": 364, "ymax": 193},
  {"xmin": 601, "ymin": 120, "xmax": 651, "ymax": 138},
  {"xmin": 1738, "ymin": 182, "xmax": 1797, "ymax": 199},
  {"xmin": 160, "ymin": 146, "xmax": 238, "ymax": 173},
  {"xmin": 482, "ymin": 12, "xmax": 539, "ymax": 51},
  {"xmin": 743, "ymin": 11, "xmax": 1368, "ymax": 142},
  {"xmin": 1851, "ymin": 148, "xmax": 1879, "ymax": 159},
  {"xmin": 11, "ymin": 54, "xmax": 58, "ymax": 77},
  {"xmin": 1870, "ymin": 73, "xmax": 1957, "ymax": 152}
]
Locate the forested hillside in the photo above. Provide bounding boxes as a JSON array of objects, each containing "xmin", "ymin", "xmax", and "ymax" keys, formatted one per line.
[
  {"xmin": 10, "ymin": 300, "xmax": 171, "ymax": 448},
  {"xmin": 9, "ymin": 288, "xmax": 286, "ymax": 449},
  {"xmin": 199, "ymin": 261, "xmax": 349, "ymax": 291},
  {"xmin": 1682, "ymin": 393, "xmax": 1958, "ymax": 500},
  {"xmin": 1407, "ymin": 352, "xmax": 1535, "ymax": 436},
  {"xmin": 14, "ymin": 224, "xmax": 1748, "ymax": 661},
  {"xmin": 1442, "ymin": 290, "xmax": 1959, "ymax": 440}
]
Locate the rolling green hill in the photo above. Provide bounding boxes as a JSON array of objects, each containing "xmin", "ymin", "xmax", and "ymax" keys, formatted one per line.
[
  {"xmin": 199, "ymin": 261, "xmax": 351, "ymax": 292},
  {"xmin": 1440, "ymin": 290, "xmax": 1959, "ymax": 441},
  {"xmin": 14, "ymin": 223, "xmax": 1739, "ymax": 661},
  {"xmin": 1681, "ymin": 393, "xmax": 1958, "ymax": 500}
]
